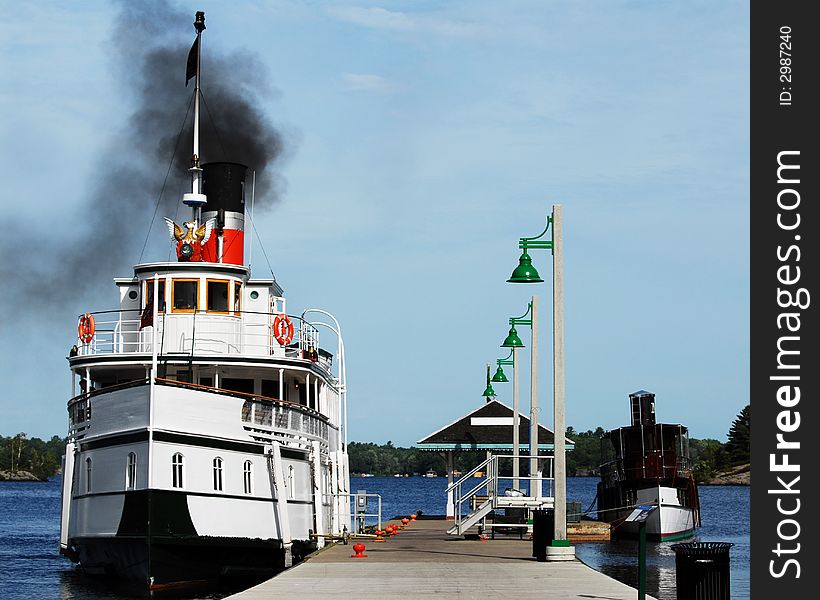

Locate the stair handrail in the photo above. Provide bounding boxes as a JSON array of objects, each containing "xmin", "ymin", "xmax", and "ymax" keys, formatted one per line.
[
  {"xmin": 449, "ymin": 454, "xmax": 503, "ymax": 529},
  {"xmin": 446, "ymin": 453, "xmax": 495, "ymax": 493}
]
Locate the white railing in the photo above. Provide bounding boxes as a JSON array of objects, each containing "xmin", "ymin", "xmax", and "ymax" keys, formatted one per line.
[
  {"xmin": 73, "ymin": 310, "xmax": 334, "ymax": 373},
  {"xmin": 241, "ymin": 398, "xmax": 329, "ymax": 443},
  {"xmin": 447, "ymin": 454, "xmax": 555, "ymax": 534},
  {"xmin": 333, "ymin": 492, "xmax": 382, "ymax": 533}
]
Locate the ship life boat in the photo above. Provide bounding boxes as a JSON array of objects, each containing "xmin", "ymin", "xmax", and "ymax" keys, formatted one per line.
[
  {"xmin": 597, "ymin": 390, "xmax": 701, "ymax": 542},
  {"xmin": 58, "ymin": 12, "xmax": 351, "ymax": 590}
]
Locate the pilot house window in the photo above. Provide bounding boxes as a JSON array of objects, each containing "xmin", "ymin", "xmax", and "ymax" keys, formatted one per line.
[
  {"xmin": 207, "ymin": 280, "xmax": 230, "ymax": 312},
  {"xmin": 172, "ymin": 280, "xmax": 199, "ymax": 312},
  {"xmin": 144, "ymin": 280, "xmax": 166, "ymax": 312},
  {"xmin": 234, "ymin": 283, "xmax": 242, "ymax": 315}
]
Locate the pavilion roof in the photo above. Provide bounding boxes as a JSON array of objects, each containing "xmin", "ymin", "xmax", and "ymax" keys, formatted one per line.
[{"xmin": 415, "ymin": 399, "xmax": 574, "ymax": 451}]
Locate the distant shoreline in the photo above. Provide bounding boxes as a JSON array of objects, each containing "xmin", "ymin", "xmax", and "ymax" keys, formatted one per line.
[
  {"xmin": 0, "ymin": 470, "xmax": 46, "ymax": 482},
  {"xmin": 703, "ymin": 464, "xmax": 750, "ymax": 486}
]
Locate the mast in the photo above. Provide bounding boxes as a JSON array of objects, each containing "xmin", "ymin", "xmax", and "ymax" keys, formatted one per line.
[{"xmin": 182, "ymin": 11, "xmax": 207, "ymax": 222}]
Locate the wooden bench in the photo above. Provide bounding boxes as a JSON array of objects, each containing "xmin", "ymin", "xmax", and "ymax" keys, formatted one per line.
[{"xmin": 486, "ymin": 509, "xmax": 530, "ymax": 540}]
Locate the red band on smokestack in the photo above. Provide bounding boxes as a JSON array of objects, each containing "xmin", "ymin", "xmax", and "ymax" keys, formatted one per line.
[
  {"xmin": 201, "ymin": 162, "xmax": 247, "ymax": 265},
  {"xmin": 201, "ymin": 228, "xmax": 244, "ymax": 265}
]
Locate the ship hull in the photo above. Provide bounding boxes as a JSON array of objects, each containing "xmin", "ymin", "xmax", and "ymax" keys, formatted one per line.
[
  {"xmin": 60, "ymin": 381, "xmax": 346, "ymax": 589},
  {"xmin": 72, "ymin": 534, "xmax": 286, "ymax": 589},
  {"xmin": 607, "ymin": 504, "xmax": 697, "ymax": 541},
  {"xmin": 599, "ymin": 483, "xmax": 698, "ymax": 541},
  {"xmin": 63, "ymin": 487, "xmax": 317, "ymax": 588}
]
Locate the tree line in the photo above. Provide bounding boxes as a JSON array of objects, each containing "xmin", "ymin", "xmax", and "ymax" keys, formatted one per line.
[
  {"xmin": 0, "ymin": 433, "xmax": 66, "ymax": 481},
  {"xmin": 2, "ymin": 405, "xmax": 749, "ymax": 484},
  {"xmin": 349, "ymin": 405, "xmax": 750, "ymax": 483}
]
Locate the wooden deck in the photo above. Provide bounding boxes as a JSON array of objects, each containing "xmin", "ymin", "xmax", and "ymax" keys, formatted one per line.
[{"xmin": 229, "ymin": 519, "xmax": 653, "ymax": 599}]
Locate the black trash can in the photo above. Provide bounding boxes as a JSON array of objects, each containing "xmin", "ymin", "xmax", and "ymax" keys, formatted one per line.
[
  {"xmin": 671, "ymin": 542, "xmax": 733, "ymax": 600},
  {"xmin": 531, "ymin": 508, "xmax": 554, "ymax": 562}
]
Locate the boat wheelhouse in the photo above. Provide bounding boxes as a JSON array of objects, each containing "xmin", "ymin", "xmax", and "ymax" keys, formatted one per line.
[
  {"xmin": 58, "ymin": 12, "xmax": 350, "ymax": 590},
  {"xmin": 597, "ymin": 390, "xmax": 700, "ymax": 541}
]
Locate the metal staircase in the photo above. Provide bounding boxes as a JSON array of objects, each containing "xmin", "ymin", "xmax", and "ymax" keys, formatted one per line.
[{"xmin": 446, "ymin": 454, "xmax": 555, "ymax": 536}]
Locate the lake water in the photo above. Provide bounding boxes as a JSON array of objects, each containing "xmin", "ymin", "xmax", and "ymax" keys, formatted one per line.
[{"xmin": 0, "ymin": 476, "xmax": 748, "ymax": 600}]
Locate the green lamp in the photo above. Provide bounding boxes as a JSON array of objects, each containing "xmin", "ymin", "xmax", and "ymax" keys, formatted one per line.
[
  {"xmin": 481, "ymin": 364, "xmax": 496, "ymax": 398},
  {"xmin": 492, "ymin": 349, "xmax": 514, "ymax": 382},
  {"xmin": 507, "ymin": 214, "xmax": 553, "ymax": 284},
  {"xmin": 507, "ymin": 251, "xmax": 543, "ymax": 283},
  {"xmin": 501, "ymin": 324, "xmax": 525, "ymax": 348}
]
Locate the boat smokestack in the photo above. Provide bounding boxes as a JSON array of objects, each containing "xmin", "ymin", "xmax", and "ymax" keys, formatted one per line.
[
  {"xmin": 629, "ymin": 390, "xmax": 656, "ymax": 427},
  {"xmin": 201, "ymin": 162, "xmax": 248, "ymax": 265}
]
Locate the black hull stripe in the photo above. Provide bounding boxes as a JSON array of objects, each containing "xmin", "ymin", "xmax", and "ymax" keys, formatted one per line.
[
  {"xmin": 80, "ymin": 431, "xmax": 149, "ymax": 451},
  {"xmin": 74, "ymin": 489, "xmax": 315, "ymax": 505},
  {"xmin": 154, "ymin": 431, "xmax": 264, "ymax": 454},
  {"xmin": 80, "ymin": 430, "xmax": 308, "ymax": 459}
]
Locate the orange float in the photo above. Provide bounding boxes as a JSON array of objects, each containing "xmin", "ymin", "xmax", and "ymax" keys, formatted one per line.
[
  {"xmin": 272, "ymin": 314, "xmax": 295, "ymax": 346},
  {"xmin": 77, "ymin": 313, "xmax": 96, "ymax": 344}
]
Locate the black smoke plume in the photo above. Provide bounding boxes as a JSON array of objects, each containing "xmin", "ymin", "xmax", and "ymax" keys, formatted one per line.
[{"xmin": 2, "ymin": 0, "xmax": 286, "ymax": 326}]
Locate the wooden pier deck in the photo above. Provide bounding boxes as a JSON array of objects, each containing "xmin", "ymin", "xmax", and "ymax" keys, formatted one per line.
[{"xmin": 230, "ymin": 519, "xmax": 654, "ymax": 599}]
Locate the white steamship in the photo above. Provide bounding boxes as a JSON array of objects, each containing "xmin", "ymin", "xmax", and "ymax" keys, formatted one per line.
[{"xmin": 59, "ymin": 12, "xmax": 351, "ymax": 589}]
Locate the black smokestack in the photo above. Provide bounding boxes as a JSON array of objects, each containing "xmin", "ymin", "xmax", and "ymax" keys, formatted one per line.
[{"xmin": 1, "ymin": 0, "xmax": 286, "ymax": 325}]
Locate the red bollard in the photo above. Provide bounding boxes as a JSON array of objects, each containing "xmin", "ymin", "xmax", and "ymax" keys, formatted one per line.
[
  {"xmin": 374, "ymin": 530, "xmax": 386, "ymax": 542},
  {"xmin": 410, "ymin": 513, "xmax": 417, "ymax": 521},
  {"xmin": 351, "ymin": 542, "xmax": 368, "ymax": 558},
  {"xmin": 401, "ymin": 517, "xmax": 410, "ymax": 528},
  {"xmin": 390, "ymin": 524, "xmax": 400, "ymax": 535}
]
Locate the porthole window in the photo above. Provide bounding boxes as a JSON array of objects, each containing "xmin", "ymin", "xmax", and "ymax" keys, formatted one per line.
[
  {"xmin": 128, "ymin": 290, "xmax": 138, "ymax": 300},
  {"xmin": 250, "ymin": 290, "xmax": 259, "ymax": 300}
]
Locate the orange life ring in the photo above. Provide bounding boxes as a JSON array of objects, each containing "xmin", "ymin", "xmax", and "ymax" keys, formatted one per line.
[
  {"xmin": 78, "ymin": 313, "xmax": 96, "ymax": 344},
  {"xmin": 272, "ymin": 314, "xmax": 295, "ymax": 346}
]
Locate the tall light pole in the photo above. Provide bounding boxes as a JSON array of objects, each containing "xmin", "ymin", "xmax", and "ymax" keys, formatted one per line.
[
  {"xmin": 552, "ymin": 206, "xmax": 567, "ymax": 542},
  {"xmin": 492, "ymin": 348, "xmax": 520, "ymax": 489},
  {"xmin": 506, "ymin": 205, "xmax": 569, "ymax": 545},
  {"xmin": 500, "ymin": 303, "xmax": 535, "ymax": 495}
]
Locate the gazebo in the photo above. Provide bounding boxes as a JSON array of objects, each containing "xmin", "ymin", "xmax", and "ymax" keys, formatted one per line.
[{"xmin": 416, "ymin": 399, "xmax": 574, "ymax": 518}]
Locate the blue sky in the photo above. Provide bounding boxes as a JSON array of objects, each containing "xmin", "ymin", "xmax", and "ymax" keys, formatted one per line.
[{"xmin": 0, "ymin": 0, "xmax": 748, "ymax": 446}]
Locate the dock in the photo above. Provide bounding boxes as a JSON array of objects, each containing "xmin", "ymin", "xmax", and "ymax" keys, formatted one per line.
[{"xmin": 230, "ymin": 519, "xmax": 653, "ymax": 599}]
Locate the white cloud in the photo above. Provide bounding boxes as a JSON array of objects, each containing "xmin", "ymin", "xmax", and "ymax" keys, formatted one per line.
[
  {"xmin": 341, "ymin": 72, "xmax": 401, "ymax": 94},
  {"xmin": 328, "ymin": 6, "xmax": 490, "ymax": 39}
]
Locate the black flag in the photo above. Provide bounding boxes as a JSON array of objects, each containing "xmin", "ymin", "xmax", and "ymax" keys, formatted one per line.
[{"xmin": 186, "ymin": 37, "xmax": 198, "ymax": 86}]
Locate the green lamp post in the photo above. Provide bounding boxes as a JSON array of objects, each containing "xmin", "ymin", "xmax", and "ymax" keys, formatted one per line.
[
  {"xmin": 501, "ymin": 303, "xmax": 534, "ymax": 492},
  {"xmin": 491, "ymin": 365, "xmax": 509, "ymax": 383},
  {"xmin": 506, "ymin": 205, "xmax": 570, "ymax": 552},
  {"xmin": 491, "ymin": 350, "xmax": 513, "ymax": 383},
  {"xmin": 492, "ymin": 348, "xmax": 522, "ymax": 488},
  {"xmin": 481, "ymin": 364, "xmax": 496, "ymax": 400},
  {"xmin": 507, "ymin": 214, "xmax": 553, "ymax": 283}
]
